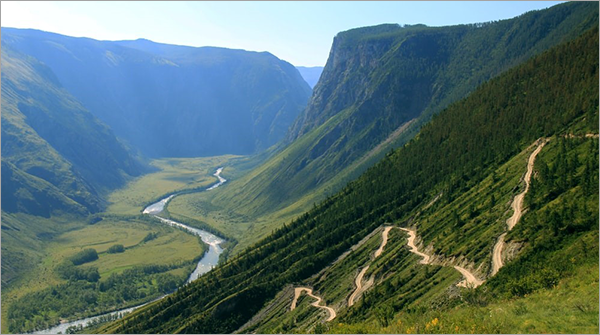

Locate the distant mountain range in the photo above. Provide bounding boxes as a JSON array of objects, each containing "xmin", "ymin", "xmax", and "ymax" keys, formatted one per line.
[
  {"xmin": 296, "ymin": 66, "xmax": 324, "ymax": 88},
  {"xmin": 1, "ymin": 28, "xmax": 313, "ymax": 216},
  {"xmin": 1, "ymin": 29, "xmax": 312, "ymax": 157}
]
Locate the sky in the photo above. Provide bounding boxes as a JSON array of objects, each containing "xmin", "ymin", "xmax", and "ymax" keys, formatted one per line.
[{"xmin": 1, "ymin": 1, "xmax": 563, "ymax": 67}]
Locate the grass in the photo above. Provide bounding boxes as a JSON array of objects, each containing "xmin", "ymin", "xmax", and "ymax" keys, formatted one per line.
[
  {"xmin": 242, "ymin": 137, "xmax": 599, "ymax": 334},
  {"xmin": 1, "ymin": 216, "xmax": 205, "ymax": 333},
  {"xmin": 1, "ymin": 155, "xmax": 246, "ymax": 333},
  {"xmin": 242, "ymin": 227, "xmax": 462, "ymax": 333},
  {"xmin": 327, "ymin": 265, "xmax": 599, "ymax": 334},
  {"xmin": 414, "ymin": 143, "xmax": 537, "ymax": 273},
  {"xmin": 106, "ymin": 155, "xmax": 241, "ymax": 215},
  {"xmin": 45, "ymin": 218, "xmax": 204, "ymax": 277}
]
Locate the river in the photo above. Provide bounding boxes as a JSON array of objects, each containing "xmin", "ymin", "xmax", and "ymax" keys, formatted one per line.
[{"xmin": 35, "ymin": 167, "xmax": 227, "ymax": 334}]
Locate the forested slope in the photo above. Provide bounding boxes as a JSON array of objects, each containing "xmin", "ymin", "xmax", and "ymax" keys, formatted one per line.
[
  {"xmin": 211, "ymin": 1, "xmax": 598, "ymax": 223},
  {"xmin": 101, "ymin": 24, "xmax": 598, "ymax": 335}
]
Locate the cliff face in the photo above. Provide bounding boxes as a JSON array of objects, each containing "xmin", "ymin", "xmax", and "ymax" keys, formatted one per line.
[
  {"xmin": 211, "ymin": 1, "xmax": 598, "ymax": 220},
  {"xmin": 288, "ymin": 24, "xmax": 403, "ymax": 142}
]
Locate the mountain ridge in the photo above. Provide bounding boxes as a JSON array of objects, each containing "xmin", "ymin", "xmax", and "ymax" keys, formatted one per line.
[{"xmin": 1, "ymin": 27, "xmax": 312, "ymax": 157}]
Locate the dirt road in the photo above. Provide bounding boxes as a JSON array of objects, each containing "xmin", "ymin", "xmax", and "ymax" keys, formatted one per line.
[
  {"xmin": 348, "ymin": 266, "xmax": 370, "ymax": 306},
  {"xmin": 374, "ymin": 226, "xmax": 393, "ymax": 257},
  {"xmin": 454, "ymin": 265, "xmax": 484, "ymax": 288},
  {"xmin": 399, "ymin": 228, "xmax": 431, "ymax": 264},
  {"xmin": 348, "ymin": 226, "xmax": 393, "ymax": 306},
  {"xmin": 291, "ymin": 287, "xmax": 336, "ymax": 321},
  {"xmin": 491, "ymin": 140, "xmax": 546, "ymax": 275},
  {"xmin": 491, "ymin": 233, "xmax": 507, "ymax": 276},
  {"xmin": 400, "ymin": 227, "xmax": 482, "ymax": 287}
]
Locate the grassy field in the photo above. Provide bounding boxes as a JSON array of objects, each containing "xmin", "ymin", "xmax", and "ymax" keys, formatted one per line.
[
  {"xmin": 106, "ymin": 155, "xmax": 242, "ymax": 215},
  {"xmin": 1, "ymin": 216, "xmax": 204, "ymax": 333},
  {"xmin": 1, "ymin": 155, "xmax": 248, "ymax": 333},
  {"xmin": 45, "ymin": 218, "xmax": 204, "ymax": 277}
]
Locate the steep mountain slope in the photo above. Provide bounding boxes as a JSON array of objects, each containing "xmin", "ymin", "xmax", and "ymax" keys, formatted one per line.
[
  {"xmin": 296, "ymin": 66, "xmax": 324, "ymax": 88},
  {"xmin": 209, "ymin": 1, "xmax": 597, "ymax": 224},
  {"xmin": 1, "ymin": 45, "xmax": 146, "ymax": 215},
  {"xmin": 1, "ymin": 45, "xmax": 148, "ymax": 295},
  {"xmin": 1, "ymin": 29, "xmax": 312, "ymax": 157},
  {"xmin": 101, "ymin": 24, "xmax": 598, "ymax": 335}
]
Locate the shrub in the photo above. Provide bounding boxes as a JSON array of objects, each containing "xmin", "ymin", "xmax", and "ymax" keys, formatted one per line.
[
  {"xmin": 69, "ymin": 248, "xmax": 98, "ymax": 265},
  {"xmin": 107, "ymin": 244, "xmax": 125, "ymax": 254}
]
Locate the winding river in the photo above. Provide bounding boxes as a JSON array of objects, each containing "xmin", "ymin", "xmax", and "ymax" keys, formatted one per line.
[{"xmin": 35, "ymin": 167, "xmax": 227, "ymax": 334}]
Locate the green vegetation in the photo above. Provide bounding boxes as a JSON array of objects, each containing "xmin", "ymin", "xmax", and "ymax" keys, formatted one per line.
[
  {"xmin": 56, "ymin": 261, "xmax": 100, "ymax": 282},
  {"xmin": 164, "ymin": 1, "xmax": 599, "ymax": 257},
  {"xmin": 326, "ymin": 266, "xmax": 598, "ymax": 334},
  {"xmin": 101, "ymin": 25, "xmax": 598, "ymax": 334},
  {"xmin": 142, "ymin": 233, "xmax": 158, "ymax": 243},
  {"xmin": 326, "ymin": 137, "xmax": 599, "ymax": 334},
  {"xmin": 105, "ymin": 155, "xmax": 242, "ymax": 216},
  {"xmin": 69, "ymin": 249, "xmax": 99, "ymax": 265},
  {"xmin": 8, "ymin": 262, "xmax": 195, "ymax": 333},
  {"xmin": 2, "ymin": 216, "xmax": 206, "ymax": 333},
  {"xmin": 1, "ymin": 154, "xmax": 247, "ymax": 333},
  {"xmin": 106, "ymin": 245, "xmax": 125, "ymax": 254}
]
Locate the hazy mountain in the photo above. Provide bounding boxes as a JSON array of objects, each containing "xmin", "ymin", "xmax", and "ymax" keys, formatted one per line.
[
  {"xmin": 296, "ymin": 66, "xmax": 324, "ymax": 88},
  {"xmin": 1, "ymin": 45, "xmax": 146, "ymax": 216},
  {"xmin": 102, "ymin": 25, "xmax": 598, "ymax": 334},
  {"xmin": 1, "ymin": 29, "xmax": 312, "ymax": 157}
]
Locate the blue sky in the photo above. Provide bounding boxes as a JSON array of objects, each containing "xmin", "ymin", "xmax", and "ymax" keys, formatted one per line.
[{"xmin": 2, "ymin": 1, "xmax": 563, "ymax": 67}]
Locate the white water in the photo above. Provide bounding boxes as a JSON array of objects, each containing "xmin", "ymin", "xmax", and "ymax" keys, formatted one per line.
[
  {"xmin": 35, "ymin": 167, "xmax": 227, "ymax": 334},
  {"xmin": 206, "ymin": 167, "xmax": 226, "ymax": 190}
]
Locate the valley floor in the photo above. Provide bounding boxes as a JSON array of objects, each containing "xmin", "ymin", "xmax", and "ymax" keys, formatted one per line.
[{"xmin": 1, "ymin": 155, "xmax": 244, "ymax": 333}]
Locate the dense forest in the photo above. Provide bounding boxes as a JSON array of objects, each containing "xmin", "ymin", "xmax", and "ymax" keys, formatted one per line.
[{"xmin": 101, "ymin": 25, "xmax": 598, "ymax": 334}]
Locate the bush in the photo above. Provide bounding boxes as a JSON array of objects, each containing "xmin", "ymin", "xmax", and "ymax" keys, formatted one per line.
[
  {"xmin": 107, "ymin": 244, "xmax": 125, "ymax": 254},
  {"xmin": 69, "ymin": 248, "xmax": 98, "ymax": 265}
]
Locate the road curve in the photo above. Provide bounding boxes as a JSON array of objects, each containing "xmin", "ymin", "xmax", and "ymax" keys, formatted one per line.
[
  {"xmin": 491, "ymin": 140, "xmax": 546, "ymax": 275},
  {"xmin": 491, "ymin": 233, "xmax": 507, "ymax": 276},
  {"xmin": 455, "ymin": 265, "xmax": 484, "ymax": 288},
  {"xmin": 374, "ymin": 226, "xmax": 393, "ymax": 257},
  {"xmin": 400, "ymin": 227, "xmax": 482, "ymax": 288},
  {"xmin": 291, "ymin": 287, "xmax": 336, "ymax": 321},
  {"xmin": 349, "ymin": 226, "xmax": 393, "ymax": 306},
  {"xmin": 348, "ymin": 266, "xmax": 370, "ymax": 307},
  {"xmin": 399, "ymin": 228, "xmax": 430, "ymax": 264}
]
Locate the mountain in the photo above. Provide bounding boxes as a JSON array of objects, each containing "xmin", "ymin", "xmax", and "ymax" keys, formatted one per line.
[
  {"xmin": 1, "ymin": 29, "xmax": 312, "ymax": 157},
  {"xmin": 101, "ymin": 22, "xmax": 598, "ymax": 335},
  {"xmin": 1, "ymin": 45, "xmax": 148, "ymax": 291},
  {"xmin": 193, "ymin": 1, "xmax": 598, "ymax": 239},
  {"xmin": 1, "ymin": 45, "xmax": 146, "ymax": 216},
  {"xmin": 296, "ymin": 66, "xmax": 324, "ymax": 88}
]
